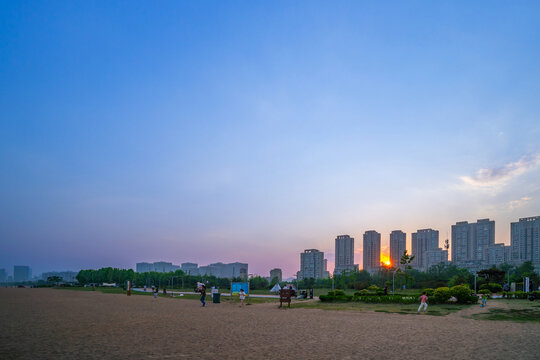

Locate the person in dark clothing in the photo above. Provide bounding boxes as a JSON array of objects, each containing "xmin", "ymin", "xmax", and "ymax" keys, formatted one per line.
[
  {"xmin": 309, "ymin": 288, "xmax": 313, "ymax": 299},
  {"xmin": 200, "ymin": 285, "xmax": 206, "ymax": 307},
  {"xmin": 383, "ymin": 286, "xmax": 388, "ymax": 295}
]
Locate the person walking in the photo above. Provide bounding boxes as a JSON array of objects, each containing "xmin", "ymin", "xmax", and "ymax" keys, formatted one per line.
[
  {"xmin": 239, "ymin": 289, "xmax": 246, "ymax": 307},
  {"xmin": 153, "ymin": 286, "xmax": 158, "ymax": 299},
  {"xmin": 200, "ymin": 285, "xmax": 206, "ymax": 307},
  {"xmin": 417, "ymin": 291, "xmax": 428, "ymax": 313}
]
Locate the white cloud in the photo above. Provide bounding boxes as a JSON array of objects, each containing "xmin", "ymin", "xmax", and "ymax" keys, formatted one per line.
[
  {"xmin": 508, "ymin": 197, "xmax": 532, "ymax": 210},
  {"xmin": 460, "ymin": 153, "xmax": 540, "ymax": 190}
]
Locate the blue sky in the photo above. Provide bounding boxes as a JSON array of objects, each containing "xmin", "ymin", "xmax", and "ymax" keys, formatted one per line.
[{"xmin": 1, "ymin": 1, "xmax": 539, "ymax": 277}]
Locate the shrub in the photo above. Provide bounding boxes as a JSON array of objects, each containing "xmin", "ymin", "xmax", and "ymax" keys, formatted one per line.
[
  {"xmin": 433, "ymin": 287, "xmax": 451, "ymax": 303},
  {"xmin": 450, "ymin": 285, "xmax": 477, "ymax": 304},
  {"xmin": 319, "ymin": 295, "xmax": 331, "ymax": 302},
  {"xmin": 488, "ymin": 283, "xmax": 502, "ymax": 293},
  {"xmin": 354, "ymin": 295, "xmax": 418, "ymax": 304},
  {"xmin": 478, "ymin": 289, "xmax": 491, "ymax": 295},
  {"xmin": 320, "ymin": 290, "xmax": 352, "ymax": 302},
  {"xmin": 354, "ymin": 289, "xmax": 369, "ymax": 297},
  {"xmin": 367, "ymin": 285, "xmax": 381, "ymax": 292},
  {"xmin": 423, "ymin": 288, "xmax": 435, "ymax": 296}
]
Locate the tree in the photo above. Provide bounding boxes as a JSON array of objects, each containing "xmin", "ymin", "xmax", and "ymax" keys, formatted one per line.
[
  {"xmin": 477, "ymin": 268, "xmax": 506, "ymax": 284},
  {"xmin": 47, "ymin": 276, "xmax": 62, "ymax": 285},
  {"xmin": 399, "ymin": 250, "xmax": 415, "ymax": 289}
]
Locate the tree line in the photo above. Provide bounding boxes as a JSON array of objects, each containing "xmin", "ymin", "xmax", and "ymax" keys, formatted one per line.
[
  {"xmin": 297, "ymin": 261, "xmax": 539, "ymax": 290},
  {"xmin": 75, "ymin": 268, "xmax": 273, "ymax": 290}
]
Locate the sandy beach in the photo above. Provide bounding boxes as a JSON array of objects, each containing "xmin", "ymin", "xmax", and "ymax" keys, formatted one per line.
[{"xmin": 1, "ymin": 288, "xmax": 539, "ymax": 359}]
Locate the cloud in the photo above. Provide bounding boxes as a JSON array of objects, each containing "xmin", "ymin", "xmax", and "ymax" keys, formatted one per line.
[
  {"xmin": 508, "ymin": 197, "xmax": 532, "ymax": 210},
  {"xmin": 460, "ymin": 153, "xmax": 540, "ymax": 190}
]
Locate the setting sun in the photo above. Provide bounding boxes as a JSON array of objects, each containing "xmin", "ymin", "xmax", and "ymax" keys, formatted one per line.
[{"xmin": 381, "ymin": 254, "xmax": 391, "ymax": 267}]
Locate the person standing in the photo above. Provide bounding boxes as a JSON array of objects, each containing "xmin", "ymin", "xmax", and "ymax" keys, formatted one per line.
[
  {"xmin": 200, "ymin": 285, "xmax": 206, "ymax": 307},
  {"xmin": 239, "ymin": 289, "xmax": 246, "ymax": 307},
  {"xmin": 417, "ymin": 291, "xmax": 428, "ymax": 313},
  {"xmin": 153, "ymin": 286, "xmax": 158, "ymax": 299}
]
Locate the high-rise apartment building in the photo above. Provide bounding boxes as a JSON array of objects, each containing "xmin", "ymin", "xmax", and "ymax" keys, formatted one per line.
[
  {"xmin": 483, "ymin": 243, "xmax": 512, "ymax": 266},
  {"xmin": 363, "ymin": 231, "xmax": 381, "ymax": 272},
  {"xmin": 451, "ymin": 219, "xmax": 495, "ymax": 265},
  {"xmin": 13, "ymin": 266, "xmax": 31, "ymax": 282},
  {"xmin": 270, "ymin": 268, "xmax": 282, "ymax": 282},
  {"xmin": 411, "ymin": 229, "xmax": 440, "ymax": 269},
  {"xmin": 511, "ymin": 216, "xmax": 540, "ymax": 266},
  {"xmin": 198, "ymin": 262, "xmax": 248, "ymax": 279},
  {"xmin": 136, "ymin": 262, "xmax": 154, "ymax": 273},
  {"xmin": 334, "ymin": 235, "xmax": 358, "ymax": 275},
  {"xmin": 299, "ymin": 249, "xmax": 325, "ymax": 280},
  {"xmin": 181, "ymin": 263, "xmax": 199, "ymax": 275},
  {"xmin": 390, "ymin": 230, "xmax": 406, "ymax": 267},
  {"xmin": 0, "ymin": 268, "xmax": 6, "ymax": 283}
]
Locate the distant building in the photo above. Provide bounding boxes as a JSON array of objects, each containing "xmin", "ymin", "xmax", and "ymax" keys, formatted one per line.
[
  {"xmin": 483, "ymin": 244, "xmax": 512, "ymax": 266},
  {"xmin": 334, "ymin": 235, "xmax": 358, "ymax": 275},
  {"xmin": 390, "ymin": 230, "xmax": 406, "ymax": 267},
  {"xmin": 269, "ymin": 268, "xmax": 282, "ymax": 282},
  {"xmin": 299, "ymin": 249, "xmax": 325, "ymax": 280},
  {"xmin": 511, "ymin": 216, "xmax": 540, "ymax": 267},
  {"xmin": 0, "ymin": 268, "xmax": 6, "ymax": 283},
  {"xmin": 411, "ymin": 229, "xmax": 440, "ymax": 270},
  {"xmin": 153, "ymin": 261, "xmax": 179, "ymax": 273},
  {"xmin": 181, "ymin": 263, "xmax": 199, "ymax": 275},
  {"xmin": 13, "ymin": 266, "xmax": 31, "ymax": 282},
  {"xmin": 451, "ymin": 219, "xmax": 495, "ymax": 265},
  {"xmin": 199, "ymin": 262, "xmax": 248, "ymax": 279},
  {"xmin": 41, "ymin": 271, "xmax": 78, "ymax": 283},
  {"xmin": 136, "ymin": 261, "xmax": 179, "ymax": 273},
  {"xmin": 136, "ymin": 262, "xmax": 154, "ymax": 273},
  {"xmin": 363, "ymin": 231, "xmax": 381, "ymax": 272},
  {"xmin": 424, "ymin": 249, "xmax": 449, "ymax": 270}
]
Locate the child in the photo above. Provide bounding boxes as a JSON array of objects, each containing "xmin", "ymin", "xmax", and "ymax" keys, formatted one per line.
[
  {"xmin": 481, "ymin": 294, "xmax": 488, "ymax": 307},
  {"xmin": 239, "ymin": 289, "xmax": 246, "ymax": 307},
  {"xmin": 417, "ymin": 291, "xmax": 428, "ymax": 313}
]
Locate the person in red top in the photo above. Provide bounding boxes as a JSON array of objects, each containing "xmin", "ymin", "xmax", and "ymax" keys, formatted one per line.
[{"xmin": 417, "ymin": 292, "xmax": 428, "ymax": 313}]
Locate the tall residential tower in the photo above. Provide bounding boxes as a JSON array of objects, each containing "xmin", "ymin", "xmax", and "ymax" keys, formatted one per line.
[
  {"xmin": 363, "ymin": 231, "xmax": 381, "ymax": 272},
  {"xmin": 389, "ymin": 230, "xmax": 406, "ymax": 267},
  {"xmin": 334, "ymin": 235, "xmax": 358, "ymax": 275}
]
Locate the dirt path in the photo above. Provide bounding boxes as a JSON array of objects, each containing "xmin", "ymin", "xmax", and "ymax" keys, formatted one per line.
[{"xmin": 1, "ymin": 288, "xmax": 539, "ymax": 359}]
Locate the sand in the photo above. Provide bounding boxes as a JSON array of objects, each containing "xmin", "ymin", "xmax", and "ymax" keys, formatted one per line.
[{"xmin": 1, "ymin": 288, "xmax": 539, "ymax": 359}]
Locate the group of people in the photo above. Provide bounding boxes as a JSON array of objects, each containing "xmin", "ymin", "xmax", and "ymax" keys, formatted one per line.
[{"xmin": 197, "ymin": 284, "xmax": 246, "ymax": 307}]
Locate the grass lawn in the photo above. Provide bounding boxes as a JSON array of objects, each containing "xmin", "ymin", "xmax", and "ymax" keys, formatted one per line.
[
  {"xmin": 471, "ymin": 299, "xmax": 540, "ymax": 323},
  {"xmin": 291, "ymin": 301, "xmax": 470, "ymax": 316}
]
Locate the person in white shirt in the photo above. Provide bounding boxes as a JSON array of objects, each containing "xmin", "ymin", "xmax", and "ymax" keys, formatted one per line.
[{"xmin": 239, "ymin": 289, "xmax": 246, "ymax": 307}]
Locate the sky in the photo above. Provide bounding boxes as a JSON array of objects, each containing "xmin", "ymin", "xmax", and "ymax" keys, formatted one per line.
[{"xmin": 1, "ymin": 1, "xmax": 540, "ymax": 278}]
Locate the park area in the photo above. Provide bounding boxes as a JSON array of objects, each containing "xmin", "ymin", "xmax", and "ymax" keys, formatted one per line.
[{"xmin": 1, "ymin": 288, "xmax": 540, "ymax": 359}]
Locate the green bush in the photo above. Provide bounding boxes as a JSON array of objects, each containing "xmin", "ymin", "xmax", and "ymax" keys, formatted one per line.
[
  {"xmin": 433, "ymin": 287, "xmax": 451, "ymax": 303},
  {"xmin": 488, "ymin": 283, "xmax": 502, "ymax": 293},
  {"xmin": 423, "ymin": 288, "xmax": 435, "ymax": 296},
  {"xmin": 354, "ymin": 295, "xmax": 418, "ymax": 304},
  {"xmin": 320, "ymin": 290, "xmax": 352, "ymax": 302},
  {"xmin": 478, "ymin": 289, "xmax": 491, "ymax": 295},
  {"xmin": 450, "ymin": 285, "xmax": 477, "ymax": 304},
  {"xmin": 367, "ymin": 285, "xmax": 381, "ymax": 292}
]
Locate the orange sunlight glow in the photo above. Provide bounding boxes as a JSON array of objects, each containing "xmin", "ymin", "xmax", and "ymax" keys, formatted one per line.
[{"xmin": 381, "ymin": 254, "xmax": 391, "ymax": 267}]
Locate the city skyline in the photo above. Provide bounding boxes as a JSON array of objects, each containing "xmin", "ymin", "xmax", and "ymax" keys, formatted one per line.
[{"xmin": 1, "ymin": 2, "xmax": 540, "ymax": 278}]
